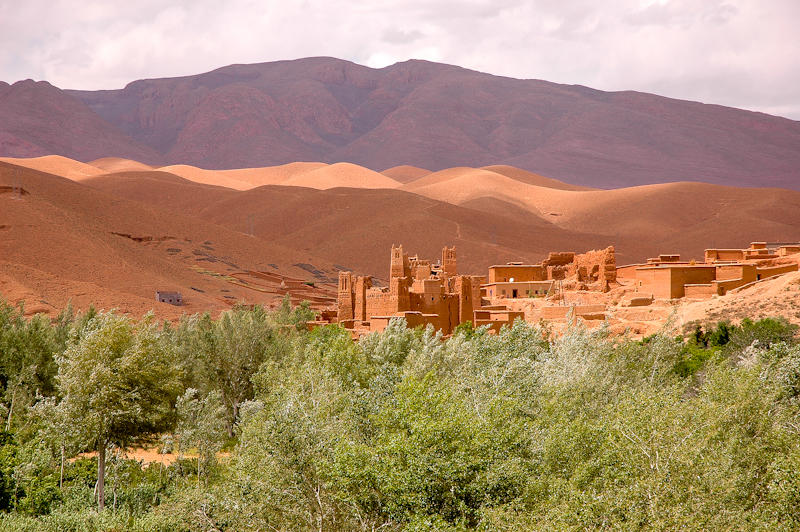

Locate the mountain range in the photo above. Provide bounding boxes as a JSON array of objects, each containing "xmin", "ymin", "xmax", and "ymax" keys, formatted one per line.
[{"xmin": 2, "ymin": 57, "xmax": 799, "ymax": 189}]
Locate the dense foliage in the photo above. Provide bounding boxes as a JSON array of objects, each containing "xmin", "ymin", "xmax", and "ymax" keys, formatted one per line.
[{"xmin": 0, "ymin": 296, "xmax": 798, "ymax": 530}]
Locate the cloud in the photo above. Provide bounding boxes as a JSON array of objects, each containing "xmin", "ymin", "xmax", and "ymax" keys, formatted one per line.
[{"xmin": 0, "ymin": 0, "xmax": 798, "ymax": 119}]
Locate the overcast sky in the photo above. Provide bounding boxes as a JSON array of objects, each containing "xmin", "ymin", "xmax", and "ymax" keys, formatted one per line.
[{"xmin": 1, "ymin": 0, "xmax": 798, "ymax": 119}]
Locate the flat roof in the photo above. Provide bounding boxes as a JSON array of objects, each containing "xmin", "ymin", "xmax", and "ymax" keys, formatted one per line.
[
  {"xmin": 370, "ymin": 312, "xmax": 439, "ymax": 319},
  {"xmin": 481, "ymin": 281, "xmax": 553, "ymax": 287},
  {"xmin": 636, "ymin": 264, "xmax": 716, "ymax": 270},
  {"xmin": 488, "ymin": 264, "xmax": 542, "ymax": 269}
]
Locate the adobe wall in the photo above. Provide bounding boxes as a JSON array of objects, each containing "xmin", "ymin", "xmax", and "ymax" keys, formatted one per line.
[
  {"xmin": 705, "ymin": 249, "xmax": 745, "ymax": 263},
  {"xmin": 615, "ymin": 264, "xmax": 643, "ymax": 279},
  {"xmin": 442, "ymin": 246, "xmax": 457, "ymax": 277},
  {"xmin": 757, "ymin": 263, "xmax": 799, "ymax": 279},
  {"xmin": 571, "ymin": 246, "xmax": 616, "ymax": 290},
  {"xmin": 779, "ymin": 246, "xmax": 800, "ymax": 257},
  {"xmin": 636, "ymin": 266, "xmax": 716, "ymax": 299},
  {"xmin": 713, "ymin": 278, "xmax": 749, "ymax": 295},
  {"xmin": 369, "ymin": 312, "xmax": 441, "ymax": 333},
  {"xmin": 337, "ymin": 271, "xmax": 354, "ymax": 321},
  {"xmin": 353, "ymin": 276, "xmax": 372, "ymax": 321},
  {"xmin": 635, "ymin": 268, "xmax": 674, "ymax": 299},
  {"xmin": 684, "ymin": 284, "xmax": 715, "ymax": 298},
  {"xmin": 455, "ymin": 276, "xmax": 474, "ymax": 325},
  {"xmin": 716, "ymin": 264, "xmax": 757, "ymax": 283},
  {"xmin": 365, "ymin": 277, "xmax": 411, "ymax": 317},
  {"xmin": 672, "ymin": 267, "xmax": 716, "ymax": 298},
  {"xmin": 390, "ymin": 245, "xmax": 410, "ymax": 278},
  {"xmin": 488, "ymin": 265, "xmax": 546, "ymax": 283}
]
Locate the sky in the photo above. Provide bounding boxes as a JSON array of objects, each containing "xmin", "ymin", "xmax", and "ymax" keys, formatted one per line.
[{"xmin": 1, "ymin": 0, "xmax": 798, "ymax": 119}]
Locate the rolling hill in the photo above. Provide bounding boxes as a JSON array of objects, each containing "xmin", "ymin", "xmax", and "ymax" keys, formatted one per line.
[
  {"xmin": 3, "ymin": 154, "xmax": 799, "ymax": 319},
  {"xmin": 0, "ymin": 161, "xmax": 339, "ymax": 317}
]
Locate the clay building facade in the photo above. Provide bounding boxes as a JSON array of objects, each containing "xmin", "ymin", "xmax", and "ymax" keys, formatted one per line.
[
  {"xmin": 313, "ymin": 245, "xmax": 620, "ymax": 336},
  {"xmin": 636, "ymin": 242, "xmax": 800, "ymax": 300},
  {"xmin": 336, "ymin": 245, "xmax": 484, "ymax": 335},
  {"xmin": 485, "ymin": 246, "xmax": 617, "ymax": 298}
]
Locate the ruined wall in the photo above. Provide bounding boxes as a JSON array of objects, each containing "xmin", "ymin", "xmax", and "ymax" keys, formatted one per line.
[
  {"xmin": 543, "ymin": 252, "xmax": 576, "ymax": 267},
  {"xmin": 571, "ymin": 246, "xmax": 617, "ymax": 290}
]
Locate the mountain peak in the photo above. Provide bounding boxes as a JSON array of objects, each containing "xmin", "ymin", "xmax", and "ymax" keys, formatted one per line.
[{"xmin": 3, "ymin": 57, "xmax": 799, "ymax": 189}]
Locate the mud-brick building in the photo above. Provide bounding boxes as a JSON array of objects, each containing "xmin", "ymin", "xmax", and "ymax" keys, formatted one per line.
[{"xmin": 336, "ymin": 245, "xmax": 484, "ymax": 335}]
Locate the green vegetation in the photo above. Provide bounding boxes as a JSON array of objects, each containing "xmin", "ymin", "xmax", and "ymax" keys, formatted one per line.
[{"xmin": 0, "ymin": 296, "xmax": 798, "ymax": 530}]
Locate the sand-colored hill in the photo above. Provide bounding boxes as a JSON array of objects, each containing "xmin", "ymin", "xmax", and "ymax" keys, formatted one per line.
[
  {"xmin": 0, "ymin": 161, "xmax": 338, "ymax": 318},
  {"xmin": 402, "ymin": 167, "xmax": 553, "ymax": 215},
  {"xmin": 403, "ymin": 168, "xmax": 800, "ymax": 263},
  {"xmin": 158, "ymin": 163, "xmax": 331, "ymax": 190},
  {"xmin": 156, "ymin": 162, "xmax": 401, "ymax": 191},
  {"xmin": 219, "ymin": 162, "xmax": 327, "ymax": 187},
  {"xmin": 157, "ymin": 164, "xmax": 254, "ymax": 190},
  {"xmin": 481, "ymin": 165, "xmax": 594, "ymax": 191},
  {"xmin": 90, "ymin": 157, "xmax": 154, "ymax": 173},
  {"xmin": 83, "ymin": 170, "xmax": 239, "ymax": 212},
  {"xmin": 85, "ymin": 168, "xmax": 602, "ymax": 277},
  {"xmin": 381, "ymin": 165, "xmax": 431, "ymax": 183},
  {"xmin": 0, "ymin": 155, "xmax": 104, "ymax": 181},
  {"xmin": 280, "ymin": 162, "xmax": 402, "ymax": 190},
  {"xmin": 5, "ymin": 153, "xmax": 800, "ymax": 330}
]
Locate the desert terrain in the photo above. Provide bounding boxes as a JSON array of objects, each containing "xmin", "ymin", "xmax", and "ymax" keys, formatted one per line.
[{"xmin": 1, "ymin": 154, "xmax": 799, "ymax": 333}]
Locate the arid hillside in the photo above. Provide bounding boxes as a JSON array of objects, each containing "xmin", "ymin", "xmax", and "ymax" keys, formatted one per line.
[
  {"xmin": 85, "ymin": 171, "xmax": 605, "ymax": 276},
  {"xmin": 403, "ymin": 169, "xmax": 800, "ymax": 261},
  {"xmin": 2, "ymin": 155, "xmax": 799, "ymax": 320},
  {"xmin": 0, "ymin": 80, "xmax": 160, "ymax": 162},
  {"xmin": 0, "ymin": 161, "xmax": 339, "ymax": 317},
  {"xmin": 2, "ymin": 58, "xmax": 800, "ymax": 189}
]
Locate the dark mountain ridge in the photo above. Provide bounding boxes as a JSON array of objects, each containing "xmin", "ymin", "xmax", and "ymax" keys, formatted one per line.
[{"xmin": 2, "ymin": 57, "xmax": 799, "ymax": 189}]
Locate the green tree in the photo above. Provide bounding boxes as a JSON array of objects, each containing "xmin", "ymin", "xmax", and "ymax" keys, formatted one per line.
[
  {"xmin": 55, "ymin": 312, "xmax": 181, "ymax": 510},
  {"xmin": 179, "ymin": 306, "xmax": 282, "ymax": 436},
  {"xmin": 175, "ymin": 388, "xmax": 227, "ymax": 486}
]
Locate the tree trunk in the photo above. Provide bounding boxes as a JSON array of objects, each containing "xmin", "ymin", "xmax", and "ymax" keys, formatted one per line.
[
  {"xmin": 97, "ymin": 443, "xmax": 106, "ymax": 511},
  {"xmin": 228, "ymin": 401, "xmax": 239, "ymax": 438},
  {"xmin": 5, "ymin": 389, "xmax": 14, "ymax": 431}
]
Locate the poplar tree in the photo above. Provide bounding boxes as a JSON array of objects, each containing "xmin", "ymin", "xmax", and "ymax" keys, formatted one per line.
[{"xmin": 55, "ymin": 312, "xmax": 181, "ymax": 510}]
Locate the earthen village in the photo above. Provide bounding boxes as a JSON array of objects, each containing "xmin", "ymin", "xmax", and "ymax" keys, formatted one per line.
[{"xmin": 308, "ymin": 242, "xmax": 800, "ymax": 337}]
